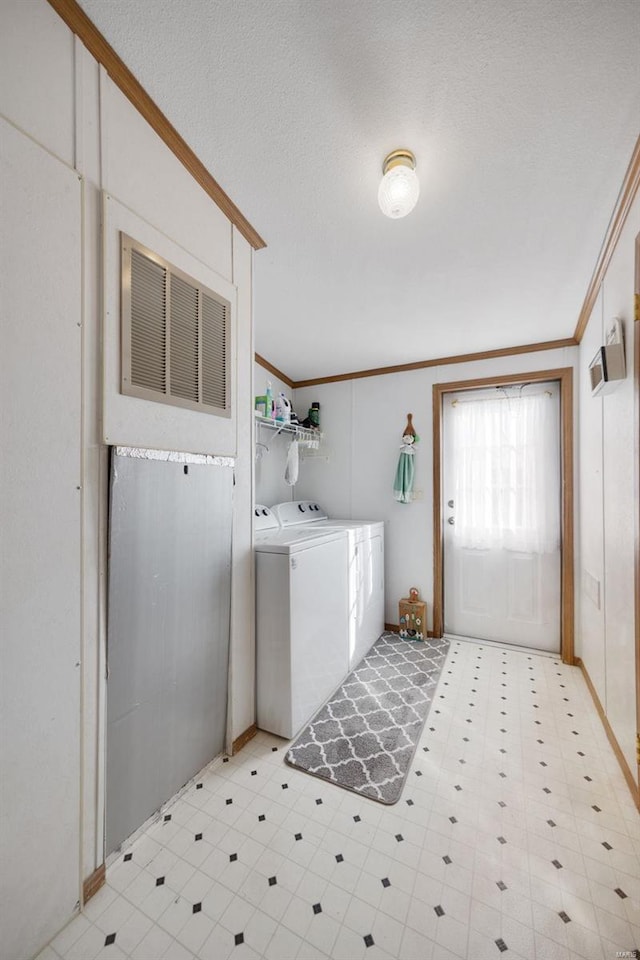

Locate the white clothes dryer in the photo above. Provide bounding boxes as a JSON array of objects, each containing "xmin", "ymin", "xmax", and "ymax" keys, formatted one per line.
[
  {"xmin": 254, "ymin": 505, "xmax": 349, "ymax": 739},
  {"xmin": 270, "ymin": 501, "xmax": 385, "ymax": 670}
]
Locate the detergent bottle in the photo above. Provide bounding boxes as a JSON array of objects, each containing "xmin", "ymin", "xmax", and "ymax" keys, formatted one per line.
[
  {"xmin": 265, "ymin": 380, "xmax": 274, "ymax": 419},
  {"xmin": 275, "ymin": 392, "xmax": 291, "ymax": 423}
]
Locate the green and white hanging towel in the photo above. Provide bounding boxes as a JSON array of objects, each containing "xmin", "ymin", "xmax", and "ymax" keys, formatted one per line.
[{"xmin": 393, "ymin": 438, "xmax": 415, "ymax": 503}]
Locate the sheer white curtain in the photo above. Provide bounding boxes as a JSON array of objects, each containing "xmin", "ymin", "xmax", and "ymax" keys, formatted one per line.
[{"xmin": 451, "ymin": 391, "xmax": 560, "ymax": 554}]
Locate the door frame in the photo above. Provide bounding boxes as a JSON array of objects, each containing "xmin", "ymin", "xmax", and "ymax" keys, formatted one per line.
[{"xmin": 432, "ymin": 366, "xmax": 575, "ymax": 663}]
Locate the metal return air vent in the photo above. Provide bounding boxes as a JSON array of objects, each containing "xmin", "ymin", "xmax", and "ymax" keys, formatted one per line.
[{"xmin": 121, "ymin": 234, "xmax": 230, "ymax": 416}]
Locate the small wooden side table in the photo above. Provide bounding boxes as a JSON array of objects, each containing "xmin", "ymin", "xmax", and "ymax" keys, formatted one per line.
[{"xmin": 399, "ymin": 597, "xmax": 427, "ymax": 640}]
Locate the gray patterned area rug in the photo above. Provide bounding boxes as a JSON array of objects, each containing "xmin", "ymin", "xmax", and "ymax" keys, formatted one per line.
[{"xmin": 285, "ymin": 632, "xmax": 449, "ymax": 804}]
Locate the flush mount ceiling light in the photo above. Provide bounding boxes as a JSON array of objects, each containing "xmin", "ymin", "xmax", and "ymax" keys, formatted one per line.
[{"xmin": 378, "ymin": 149, "xmax": 419, "ymax": 219}]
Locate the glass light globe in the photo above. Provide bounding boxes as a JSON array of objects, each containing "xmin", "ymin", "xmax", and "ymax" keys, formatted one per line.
[{"xmin": 378, "ymin": 161, "xmax": 420, "ymax": 219}]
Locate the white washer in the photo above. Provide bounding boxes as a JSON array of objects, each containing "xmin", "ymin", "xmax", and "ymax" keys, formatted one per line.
[
  {"xmin": 254, "ymin": 505, "xmax": 349, "ymax": 739},
  {"xmin": 271, "ymin": 501, "xmax": 385, "ymax": 669}
]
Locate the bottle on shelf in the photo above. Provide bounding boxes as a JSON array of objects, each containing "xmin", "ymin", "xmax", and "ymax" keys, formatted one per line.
[
  {"xmin": 275, "ymin": 392, "xmax": 291, "ymax": 423},
  {"xmin": 265, "ymin": 380, "xmax": 274, "ymax": 419}
]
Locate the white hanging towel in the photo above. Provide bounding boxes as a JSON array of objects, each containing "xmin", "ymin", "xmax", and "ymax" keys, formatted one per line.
[{"xmin": 284, "ymin": 439, "xmax": 299, "ymax": 485}]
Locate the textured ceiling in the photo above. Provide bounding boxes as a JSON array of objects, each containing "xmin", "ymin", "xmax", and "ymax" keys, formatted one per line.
[{"xmin": 80, "ymin": 0, "xmax": 640, "ymax": 380}]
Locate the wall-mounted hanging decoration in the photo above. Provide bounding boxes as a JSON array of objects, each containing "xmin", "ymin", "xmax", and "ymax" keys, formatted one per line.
[{"xmin": 393, "ymin": 413, "xmax": 419, "ymax": 503}]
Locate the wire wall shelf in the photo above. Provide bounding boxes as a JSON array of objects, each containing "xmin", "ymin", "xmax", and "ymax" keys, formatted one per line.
[{"xmin": 255, "ymin": 414, "xmax": 323, "ymax": 448}]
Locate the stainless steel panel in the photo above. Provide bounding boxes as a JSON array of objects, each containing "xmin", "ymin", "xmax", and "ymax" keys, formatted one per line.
[{"xmin": 106, "ymin": 452, "xmax": 232, "ymax": 854}]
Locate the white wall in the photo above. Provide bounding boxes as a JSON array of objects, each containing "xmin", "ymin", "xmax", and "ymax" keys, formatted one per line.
[
  {"xmin": 578, "ymin": 193, "xmax": 639, "ymax": 785},
  {"xmin": 294, "ymin": 346, "xmax": 578, "ymax": 628},
  {"xmin": 577, "ymin": 289, "xmax": 606, "ymax": 697},
  {"xmin": 0, "ymin": 0, "xmax": 75, "ymax": 167},
  {"xmin": 0, "ymin": 118, "xmax": 82, "ymax": 960},
  {"xmin": 0, "ymin": 2, "xmax": 255, "ymax": 955}
]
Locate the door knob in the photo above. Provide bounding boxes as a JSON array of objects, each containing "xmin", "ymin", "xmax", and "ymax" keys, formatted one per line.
[{"xmin": 447, "ymin": 516, "xmax": 455, "ymax": 525}]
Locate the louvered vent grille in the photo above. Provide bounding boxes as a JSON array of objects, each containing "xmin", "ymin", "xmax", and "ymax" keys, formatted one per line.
[
  {"xmin": 122, "ymin": 234, "xmax": 230, "ymax": 417},
  {"xmin": 130, "ymin": 249, "xmax": 167, "ymax": 394},
  {"xmin": 170, "ymin": 275, "xmax": 199, "ymax": 402},
  {"xmin": 202, "ymin": 293, "xmax": 227, "ymax": 409}
]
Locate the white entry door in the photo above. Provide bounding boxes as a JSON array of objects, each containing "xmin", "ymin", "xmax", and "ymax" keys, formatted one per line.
[{"xmin": 443, "ymin": 382, "xmax": 561, "ymax": 652}]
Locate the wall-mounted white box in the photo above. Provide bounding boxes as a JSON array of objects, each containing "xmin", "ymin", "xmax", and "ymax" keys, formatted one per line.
[{"xmin": 589, "ymin": 318, "xmax": 625, "ymax": 395}]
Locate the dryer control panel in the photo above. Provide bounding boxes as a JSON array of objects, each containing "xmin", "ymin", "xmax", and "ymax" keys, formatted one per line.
[{"xmin": 272, "ymin": 500, "xmax": 329, "ymax": 526}]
